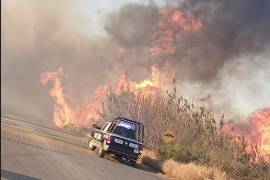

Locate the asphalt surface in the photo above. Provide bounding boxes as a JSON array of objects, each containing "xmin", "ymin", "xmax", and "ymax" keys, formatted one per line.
[{"xmin": 1, "ymin": 116, "xmax": 164, "ymax": 180}]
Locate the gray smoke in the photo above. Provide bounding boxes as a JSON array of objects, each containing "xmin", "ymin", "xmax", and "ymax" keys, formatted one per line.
[
  {"xmin": 176, "ymin": 0, "xmax": 270, "ymax": 116},
  {"xmin": 105, "ymin": 0, "xmax": 270, "ymax": 81},
  {"xmin": 104, "ymin": 1, "xmax": 270, "ymax": 117},
  {"xmin": 2, "ymin": 0, "xmax": 270, "ymax": 125},
  {"xmin": 174, "ymin": 0, "xmax": 270, "ymax": 81},
  {"xmin": 2, "ymin": 1, "xmax": 120, "ymax": 124}
]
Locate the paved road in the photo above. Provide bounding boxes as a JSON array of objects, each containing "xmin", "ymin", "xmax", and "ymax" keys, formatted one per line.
[{"xmin": 1, "ymin": 116, "xmax": 164, "ymax": 180}]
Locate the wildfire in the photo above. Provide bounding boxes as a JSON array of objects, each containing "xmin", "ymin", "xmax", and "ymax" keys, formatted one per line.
[
  {"xmin": 41, "ymin": 68, "xmax": 75, "ymax": 128},
  {"xmin": 41, "ymin": 68, "xmax": 107, "ymax": 128},
  {"xmin": 149, "ymin": 8, "xmax": 202, "ymax": 56},
  {"xmin": 132, "ymin": 65, "xmax": 168, "ymax": 90},
  {"xmin": 116, "ymin": 65, "xmax": 170, "ymax": 96},
  {"xmin": 249, "ymin": 108, "xmax": 270, "ymax": 162},
  {"xmin": 222, "ymin": 108, "xmax": 270, "ymax": 163},
  {"xmin": 41, "ymin": 65, "xmax": 169, "ymax": 128},
  {"xmin": 41, "ymin": 7, "xmax": 197, "ymax": 129},
  {"xmin": 74, "ymin": 85, "xmax": 108, "ymax": 127}
]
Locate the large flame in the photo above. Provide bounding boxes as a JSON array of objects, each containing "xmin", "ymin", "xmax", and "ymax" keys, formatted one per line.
[
  {"xmin": 41, "ymin": 68, "xmax": 108, "ymax": 128},
  {"xmin": 41, "ymin": 68, "xmax": 75, "ymax": 128},
  {"xmin": 249, "ymin": 108, "xmax": 270, "ymax": 162},
  {"xmin": 74, "ymin": 85, "xmax": 108, "ymax": 127},
  {"xmin": 40, "ymin": 7, "xmax": 199, "ymax": 128},
  {"xmin": 222, "ymin": 108, "xmax": 270, "ymax": 163},
  {"xmin": 149, "ymin": 8, "xmax": 202, "ymax": 56},
  {"xmin": 41, "ymin": 65, "xmax": 169, "ymax": 128},
  {"xmin": 116, "ymin": 65, "xmax": 170, "ymax": 96}
]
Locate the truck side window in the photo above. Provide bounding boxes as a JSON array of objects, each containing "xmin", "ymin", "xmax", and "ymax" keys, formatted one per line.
[
  {"xmin": 103, "ymin": 122, "xmax": 111, "ymax": 132},
  {"xmin": 101, "ymin": 123, "xmax": 108, "ymax": 131},
  {"xmin": 108, "ymin": 121, "xmax": 117, "ymax": 133}
]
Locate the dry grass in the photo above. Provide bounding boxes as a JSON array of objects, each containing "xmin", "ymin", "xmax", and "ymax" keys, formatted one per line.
[
  {"xmin": 137, "ymin": 149, "xmax": 158, "ymax": 164},
  {"xmin": 141, "ymin": 149, "xmax": 158, "ymax": 159},
  {"xmin": 162, "ymin": 160, "xmax": 228, "ymax": 180},
  {"xmin": 141, "ymin": 151, "xmax": 228, "ymax": 180}
]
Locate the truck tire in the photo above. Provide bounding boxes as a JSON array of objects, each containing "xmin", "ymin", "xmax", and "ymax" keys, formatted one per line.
[
  {"xmin": 129, "ymin": 159, "xmax": 136, "ymax": 166},
  {"xmin": 87, "ymin": 139, "xmax": 96, "ymax": 151},
  {"xmin": 98, "ymin": 145, "xmax": 105, "ymax": 158}
]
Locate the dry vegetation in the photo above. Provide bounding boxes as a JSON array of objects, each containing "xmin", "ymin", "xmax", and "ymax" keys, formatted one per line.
[
  {"xmin": 141, "ymin": 156, "xmax": 228, "ymax": 180},
  {"xmin": 100, "ymin": 85, "xmax": 270, "ymax": 179}
]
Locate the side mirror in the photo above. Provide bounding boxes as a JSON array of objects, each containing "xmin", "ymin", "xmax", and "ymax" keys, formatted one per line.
[{"xmin": 92, "ymin": 124, "xmax": 101, "ymax": 130}]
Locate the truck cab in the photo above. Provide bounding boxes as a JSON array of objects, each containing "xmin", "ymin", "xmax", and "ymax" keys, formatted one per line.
[{"xmin": 87, "ymin": 117, "xmax": 144, "ymax": 166}]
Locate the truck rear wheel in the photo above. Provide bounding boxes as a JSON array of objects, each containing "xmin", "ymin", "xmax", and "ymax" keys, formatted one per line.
[
  {"xmin": 128, "ymin": 159, "xmax": 136, "ymax": 166},
  {"xmin": 98, "ymin": 145, "xmax": 105, "ymax": 158}
]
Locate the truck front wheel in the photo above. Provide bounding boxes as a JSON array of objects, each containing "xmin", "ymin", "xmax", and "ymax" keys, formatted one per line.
[{"xmin": 88, "ymin": 139, "xmax": 96, "ymax": 151}]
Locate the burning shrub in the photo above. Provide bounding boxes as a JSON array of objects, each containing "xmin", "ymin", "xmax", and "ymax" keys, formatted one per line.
[
  {"xmin": 100, "ymin": 84, "xmax": 269, "ymax": 179},
  {"xmin": 101, "ymin": 84, "xmax": 223, "ymax": 148}
]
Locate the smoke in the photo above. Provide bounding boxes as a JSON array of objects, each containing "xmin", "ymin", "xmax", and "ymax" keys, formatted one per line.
[
  {"xmin": 171, "ymin": 48, "xmax": 270, "ymax": 118},
  {"xmin": 175, "ymin": 0, "xmax": 270, "ymax": 116},
  {"xmin": 106, "ymin": 4, "xmax": 159, "ymax": 48},
  {"xmin": 174, "ymin": 0, "xmax": 270, "ymax": 81},
  {"xmin": 217, "ymin": 52, "xmax": 270, "ymax": 117},
  {"xmin": 104, "ymin": 1, "xmax": 270, "ymax": 117},
  {"xmin": 2, "ymin": 0, "xmax": 270, "ymax": 124},
  {"xmin": 105, "ymin": 0, "xmax": 270, "ymax": 81},
  {"xmin": 1, "ymin": 0, "xmax": 119, "ymax": 122}
]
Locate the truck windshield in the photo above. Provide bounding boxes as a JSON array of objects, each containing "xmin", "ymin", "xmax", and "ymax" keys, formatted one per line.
[
  {"xmin": 113, "ymin": 121, "xmax": 136, "ymax": 140},
  {"xmin": 108, "ymin": 118, "xmax": 144, "ymax": 142},
  {"xmin": 113, "ymin": 126, "xmax": 136, "ymax": 140}
]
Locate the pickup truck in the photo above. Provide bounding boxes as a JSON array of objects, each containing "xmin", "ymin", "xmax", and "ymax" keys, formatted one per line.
[{"xmin": 87, "ymin": 117, "xmax": 144, "ymax": 166}]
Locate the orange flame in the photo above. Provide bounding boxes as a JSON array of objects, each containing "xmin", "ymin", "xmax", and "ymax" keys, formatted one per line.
[
  {"xmin": 41, "ymin": 68, "xmax": 108, "ymax": 128},
  {"xmin": 149, "ymin": 8, "xmax": 202, "ymax": 56},
  {"xmin": 41, "ymin": 68, "xmax": 75, "ymax": 128},
  {"xmin": 41, "ymin": 65, "xmax": 169, "ymax": 128},
  {"xmin": 74, "ymin": 85, "xmax": 108, "ymax": 127},
  {"xmin": 116, "ymin": 65, "xmax": 170, "ymax": 96},
  {"xmin": 248, "ymin": 108, "xmax": 270, "ymax": 162},
  {"xmin": 222, "ymin": 108, "xmax": 270, "ymax": 163}
]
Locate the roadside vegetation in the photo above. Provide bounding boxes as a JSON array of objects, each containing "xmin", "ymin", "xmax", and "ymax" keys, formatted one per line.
[{"xmin": 100, "ymin": 84, "xmax": 270, "ymax": 179}]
